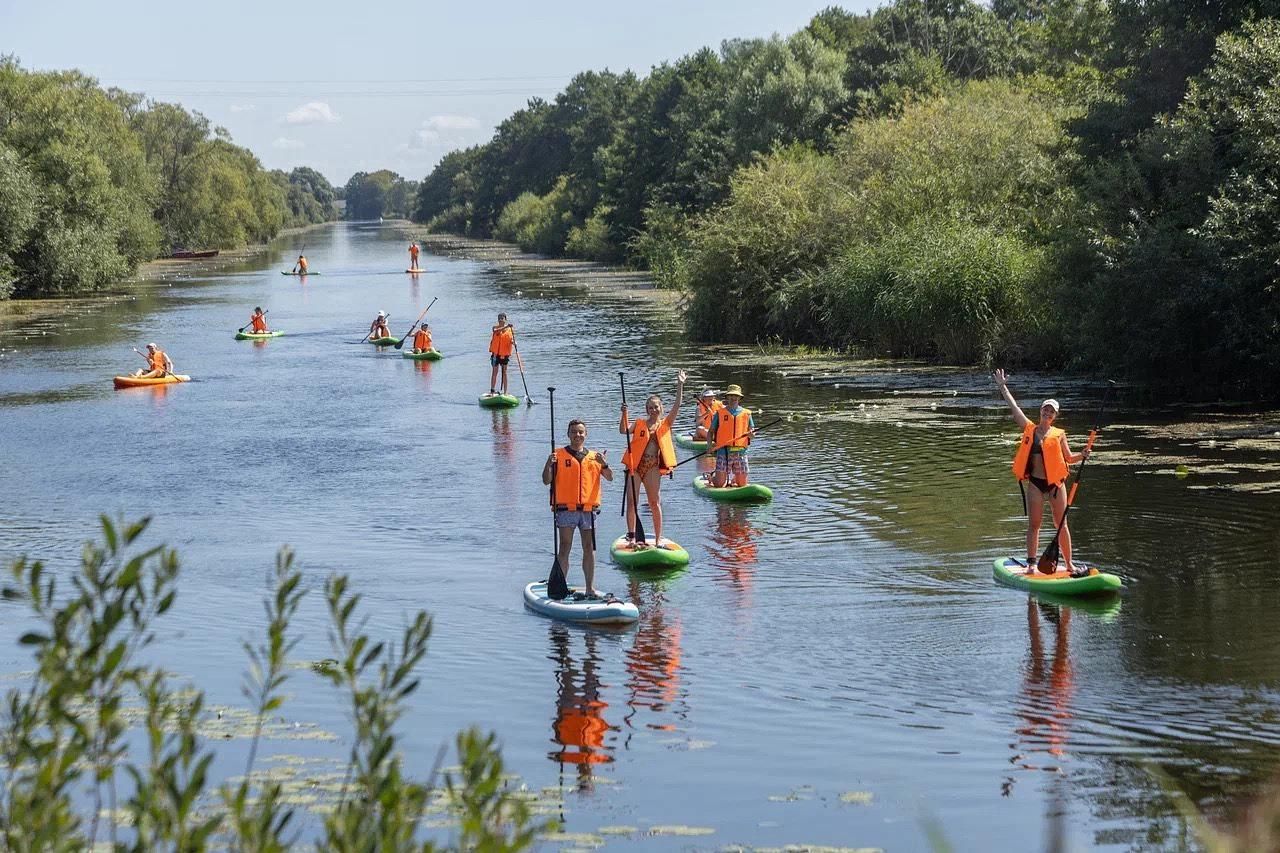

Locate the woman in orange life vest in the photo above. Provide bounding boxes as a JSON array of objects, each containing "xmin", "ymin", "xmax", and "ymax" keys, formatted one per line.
[
  {"xmin": 132, "ymin": 342, "xmax": 173, "ymax": 378},
  {"xmin": 247, "ymin": 307, "xmax": 269, "ymax": 333},
  {"xmin": 692, "ymin": 388, "xmax": 723, "ymax": 441},
  {"xmin": 292, "ymin": 254, "xmax": 308, "ymax": 274},
  {"xmin": 542, "ymin": 419, "xmax": 614, "ymax": 598},
  {"xmin": 368, "ymin": 310, "xmax": 392, "ymax": 339},
  {"xmin": 408, "ymin": 242, "xmax": 420, "ymax": 269},
  {"xmin": 994, "ymin": 369, "xmax": 1092, "ymax": 575},
  {"xmin": 410, "ymin": 322, "xmax": 432, "ymax": 353},
  {"xmin": 618, "ymin": 370, "xmax": 686, "ymax": 546},
  {"xmin": 488, "ymin": 312, "xmax": 516, "ymax": 395}
]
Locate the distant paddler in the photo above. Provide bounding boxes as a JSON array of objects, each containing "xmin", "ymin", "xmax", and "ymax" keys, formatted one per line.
[
  {"xmin": 488, "ymin": 312, "xmax": 516, "ymax": 396},
  {"xmin": 993, "ymin": 369, "xmax": 1092, "ymax": 576},
  {"xmin": 408, "ymin": 241, "xmax": 422, "ymax": 271},
  {"xmin": 131, "ymin": 342, "xmax": 174, "ymax": 378},
  {"xmin": 693, "ymin": 388, "xmax": 723, "ymax": 441},
  {"xmin": 291, "ymin": 254, "xmax": 309, "ymax": 274},
  {"xmin": 619, "ymin": 370, "xmax": 686, "ymax": 546},
  {"xmin": 708, "ymin": 384, "xmax": 755, "ymax": 487},
  {"xmin": 368, "ymin": 310, "xmax": 392, "ymax": 340},
  {"xmin": 410, "ymin": 322, "xmax": 433, "ymax": 354},
  {"xmin": 542, "ymin": 419, "xmax": 615, "ymax": 599}
]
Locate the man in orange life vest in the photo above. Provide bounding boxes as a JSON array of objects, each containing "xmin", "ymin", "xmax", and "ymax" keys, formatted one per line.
[
  {"xmin": 292, "ymin": 254, "xmax": 308, "ymax": 274},
  {"xmin": 133, "ymin": 342, "xmax": 173, "ymax": 378},
  {"xmin": 542, "ymin": 419, "xmax": 614, "ymax": 598},
  {"xmin": 488, "ymin": 312, "xmax": 515, "ymax": 395},
  {"xmin": 409, "ymin": 242, "xmax": 421, "ymax": 270},
  {"xmin": 410, "ymin": 323, "xmax": 432, "ymax": 354}
]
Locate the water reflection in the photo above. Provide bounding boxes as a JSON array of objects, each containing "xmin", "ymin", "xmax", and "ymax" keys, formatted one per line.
[
  {"xmin": 708, "ymin": 505, "xmax": 760, "ymax": 604},
  {"xmin": 491, "ymin": 409, "xmax": 516, "ymax": 464},
  {"xmin": 1005, "ymin": 599, "xmax": 1075, "ymax": 798},
  {"xmin": 547, "ymin": 624, "xmax": 616, "ymax": 792},
  {"xmin": 623, "ymin": 578, "xmax": 686, "ymax": 741}
]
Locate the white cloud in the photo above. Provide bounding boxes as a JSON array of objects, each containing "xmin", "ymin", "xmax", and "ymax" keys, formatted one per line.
[
  {"xmin": 272, "ymin": 137, "xmax": 305, "ymax": 150},
  {"xmin": 285, "ymin": 101, "xmax": 340, "ymax": 125},
  {"xmin": 229, "ymin": 104, "xmax": 257, "ymax": 113},
  {"xmin": 421, "ymin": 114, "xmax": 481, "ymax": 132}
]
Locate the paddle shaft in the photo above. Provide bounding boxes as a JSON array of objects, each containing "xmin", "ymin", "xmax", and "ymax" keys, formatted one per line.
[
  {"xmin": 1037, "ymin": 381, "xmax": 1117, "ymax": 572},
  {"xmin": 672, "ymin": 418, "xmax": 783, "ymax": 468},
  {"xmin": 394, "ymin": 297, "xmax": 437, "ymax": 349},
  {"xmin": 238, "ymin": 310, "xmax": 268, "ymax": 334},
  {"xmin": 617, "ymin": 373, "xmax": 646, "ymax": 544},
  {"xmin": 512, "ymin": 339, "xmax": 534, "ymax": 403},
  {"xmin": 547, "ymin": 386, "xmax": 568, "ymax": 595},
  {"xmin": 132, "ymin": 347, "xmax": 172, "ymax": 378}
]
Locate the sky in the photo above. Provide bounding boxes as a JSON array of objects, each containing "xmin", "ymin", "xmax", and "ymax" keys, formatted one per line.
[{"xmin": 1, "ymin": 0, "xmax": 872, "ymax": 186}]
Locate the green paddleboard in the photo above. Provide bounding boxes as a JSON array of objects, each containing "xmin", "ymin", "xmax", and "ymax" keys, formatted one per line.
[
  {"xmin": 992, "ymin": 557, "xmax": 1122, "ymax": 596},
  {"xmin": 675, "ymin": 431, "xmax": 707, "ymax": 451},
  {"xmin": 692, "ymin": 474, "xmax": 773, "ymax": 503},
  {"xmin": 402, "ymin": 349, "xmax": 443, "ymax": 361},
  {"xmin": 479, "ymin": 393, "xmax": 520, "ymax": 408},
  {"xmin": 609, "ymin": 537, "xmax": 690, "ymax": 569},
  {"xmin": 234, "ymin": 330, "xmax": 284, "ymax": 341},
  {"xmin": 368, "ymin": 336, "xmax": 401, "ymax": 347}
]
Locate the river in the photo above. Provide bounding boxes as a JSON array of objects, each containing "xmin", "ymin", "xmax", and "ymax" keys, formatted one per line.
[{"xmin": 2, "ymin": 222, "xmax": 1279, "ymax": 850}]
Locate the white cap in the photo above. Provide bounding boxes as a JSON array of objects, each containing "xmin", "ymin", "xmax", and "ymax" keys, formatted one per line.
[
  {"xmin": 377, "ymin": 310, "xmax": 386, "ymax": 317},
  {"xmin": 1041, "ymin": 399, "xmax": 1060, "ymax": 412},
  {"xmin": 700, "ymin": 389, "xmax": 718, "ymax": 398},
  {"xmin": 147, "ymin": 342, "xmax": 157, "ymax": 349}
]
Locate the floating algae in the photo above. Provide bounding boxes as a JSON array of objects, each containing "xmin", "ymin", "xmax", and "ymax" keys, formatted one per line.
[
  {"xmin": 539, "ymin": 831, "xmax": 606, "ymax": 847},
  {"xmin": 648, "ymin": 824, "xmax": 716, "ymax": 836},
  {"xmin": 838, "ymin": 791, "xmax": 874, "ymax": 805},
  {"xmin": 598, "ymin": 825, "xmax": 639, "ymax": 835}
]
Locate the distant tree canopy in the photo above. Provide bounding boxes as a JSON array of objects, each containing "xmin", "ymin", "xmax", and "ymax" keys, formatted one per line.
[
  {"xmin": 343, "ymin": 170, "xmax": 418, "ymax": 221},
  {"xmin": 410, "ymin": 0, "xmax": 1280, "ymax": 399},
  {"xmin": 0, "ymin": 57, "xmax": 336, "ymax": 299}
]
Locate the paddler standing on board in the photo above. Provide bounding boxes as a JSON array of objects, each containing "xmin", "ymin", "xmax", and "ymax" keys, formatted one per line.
[
  {"xmin": 619, "ymin": 370, "xmax": 686, "ymax": 546},
  {"xmin": 994, "ymin": 369, "xmax": 1091, "ymax": 576},
  {"xmin": 488, "ymin": 312, "xmax": 515, "ymax": 396},
  {"xmin": 543, "ymin": 419, "xmax": 614, "ymax": 598},
  {"xmin": 693, "ymin": 388, "xmax": 723, "ymax": 441},
  {"xmin": 409, "ymin": 241, "xmax": 421, "ymax": 270},
  {"xmin": 292, "ymin": 254, "xmax": 308, "ymax": 274},
  {"xmin": 708, "ymin": 384, "xmax": 755, "ymax": 488},
  {"xmin": 132, "ymin": 342, "xmax": 173, "ymax": 378}
]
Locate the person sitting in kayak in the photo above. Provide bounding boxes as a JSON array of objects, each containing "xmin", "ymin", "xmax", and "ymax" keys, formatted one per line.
[
  {"xmin": 619, "ymin": 370, "xmax": 686, "ymax": 546},
  {"xmin": 994, "ymin": 369, "xmax": 1091, "ymax": 576},
  {"xmin": 488, "ymin": 312, "xmax": 515, "ymax": 395},
  {"xmin": 247, "ymin": 307, "xmax": 269, "ymax": 334},
  {"xmin": 292, "ymin": 254, "xmax": 308, "ymax": 274},
  {"xmin": 693, "ymin": 388, "xmax": 723, "ymax": 441},
  {"xmin": 132, "ymin": 342, "xmax": 173, "ymax": 378},
  {"xmin": 542, "ymin": 419, "xmax": 614, "ymax": 598},
  {"xmin": 411, "ymin": 322, "xmax": 432, "ymax": 353},
  {"xmin": 708, "ymin": 384, "xmax": 755, "ymax": 488},
  {"xmin": 409, "ymin": 242, "xmax": 421, "ymax": 269},
  {"xmin": 369, "ymin": 311, "xmax": 392, "ymax": 340}
]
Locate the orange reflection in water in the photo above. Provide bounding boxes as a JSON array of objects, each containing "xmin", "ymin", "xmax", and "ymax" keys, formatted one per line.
[
  {"xmin": 1003, "ymin": 598, "xmax": 1075, "ymax": 797},
  {"xmin": 708, "ymin": 505, "xmax": 759, "ymax": 604},
  {"xmin": 623, "ymin": 579, "xmax": 685, "ymax": 739},
  {"xmin": 548, "ymin": 625, "xmax": 616, "ymax": 792}
]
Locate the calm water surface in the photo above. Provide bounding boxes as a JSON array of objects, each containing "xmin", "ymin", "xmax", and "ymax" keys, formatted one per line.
[{"xmin": 2, "ymin": 223, "xmax": 1280, "ymax": 850}]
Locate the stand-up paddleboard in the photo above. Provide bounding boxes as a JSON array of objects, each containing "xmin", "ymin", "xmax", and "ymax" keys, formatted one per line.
[
  {"xmin": 692, "ymin": 473, "xmax": 773, "ymax": 503},
  {"xmin": 368, "ymin": 336, "xmax": 401, "ymax": 347},
  {"xmin": 281, "ymin": 271, "xmax": 319, "ymax": 276},
  {"xmin": 113, "ymin": 374, "xmax": 192, "ymax": 389},
  {"xmin": 609, "ymin": 537, "xmax": 690, "ymax": 569},
  {"xmin": 402, "ymin": 349, "xmax": 443, "ymax": 361},
  {"xmin": 992, "ymin": 557, "xmax": 1122, "ymax": 596},
  {"xmin": 674, "ymin": 431, "xmax": 707, "ymax": 451},
  {"xmin": 235, "ymin": 330, "xmax": 284, "ymax": 341},
  {"xmin": 405, "ymin": 268, "xmax": 427, "ymax": 274},
  {"xmin": 523, "ymin": 581, "xmax": 638, "ymax": 625},
  {"xmin": 479, "ymin": 392, "xmax": 520, "ymax": 408}
]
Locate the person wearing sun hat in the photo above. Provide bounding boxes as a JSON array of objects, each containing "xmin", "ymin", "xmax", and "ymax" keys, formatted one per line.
[
  {"xmin": 708, "ymin": 383, "xmax": 756, "ymax": 488},
  {"xmin": 692, "ymin": 387, "xmax": 723, "ymax": 441},
  {"xmin": 993, "ymin": 369, "xmax": 1092, "ymax": 576},
  {"xmin": 368, "ymin": 310, "xmax": 392, "ymax": 340}
]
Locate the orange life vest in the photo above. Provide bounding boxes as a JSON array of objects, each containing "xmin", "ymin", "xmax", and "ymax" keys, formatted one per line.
[
  {"xmin": 489, "ymin": 325, "xmax": 514, "ymax": 357},
  {"xmin": 409, "ymin": 244, "xmax": 419, "ymax": 258},
  {"xmin": 697, "ymin": 399, "xmax": 724, "ymax": 431},
  {"xmin": 297, "ymin": 257, "xmax": 308, "ymax": 272},
  {"xmin": 251, "ymin": 315, "xmax": 267, "ymax": 332},
  {"xmin": 622, "ymin": 418, "xmax": 676, "ymax": 473},
  {"xmin": 149, "ymin": 350, "xmax": 167, "ymax": 371},
  {"xmin": 713, "ymin": 408, "xmax": 752, "ymax": 451},
  {"xmin": 1012, "ymin": 423, "xmax": 1068, "ymax": 485},
  {"xmin": 413, "ymin": 329, "xmax": 431, "ymax": 351},
  {"xmin": 553, "ymin": 447, "xmax": 604, "ymax": 511}
]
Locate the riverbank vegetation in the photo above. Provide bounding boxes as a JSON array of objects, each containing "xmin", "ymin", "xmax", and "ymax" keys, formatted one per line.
[
  {"xmin": 0, "ymin": 517, "xmax": 545, "ymax": 849},
  {"xmin": 0, "ymin": 58, "xmax": 337, "ymax": 300},
  {"xmin": 411, "ymin": 2, "xmax": 1280, "ymax": 398}
]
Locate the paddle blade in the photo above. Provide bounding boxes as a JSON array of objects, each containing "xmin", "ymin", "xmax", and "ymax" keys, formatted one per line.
[
  {"xmin": 1036, "ymin": 541, "xmax": 1060, "ymax": 574},
  {"xmin": 633, "ymin": 488, "xmax": 647, "ymax": 544},
  {"xmin": 547, "ymin": 555, "xmax": 569, "ymax": 600}
]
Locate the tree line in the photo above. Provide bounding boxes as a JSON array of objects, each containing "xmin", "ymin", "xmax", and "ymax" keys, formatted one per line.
[
  {"xmin": 410, "ymin": 1, "xmax": 1280, "ymax": 399},
  {"xmin": 0, "ymin": 58, "xmax": 338, "ymax": 300}
]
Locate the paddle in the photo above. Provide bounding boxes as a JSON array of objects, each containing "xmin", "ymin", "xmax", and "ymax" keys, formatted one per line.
[
  {"xmin": 355, "ymin": 313, "xmax": 390, "ymax": 345},
  {"xmin": 393, "ymin": 297, "xmax": 438, "ymax": 349},
  {"xmin": 546, "ymin": 386, "xmax": 569, "ymax": 600},
  {"xmin": 132, "ymin": 347, "xmax": 172, "ymax": 379},
  {"xmin": 237, "ymin": 310, "xmax": 268, "ymax": 334},
  {"xmin": 291, "ymin": 244, "xmax": 307, "ymax": 274},
  {"xmin": 512, "ymin": 339, "xmax": 535, "ymax": 405},
  {"xmin": 671, "ymin": 418, "xmax": 784, "ymax": 469},
  {"xmin": 1036, "ymin": 381, "xmax": 1117, "ymax": 575},
  {"xmin": 617, "ymin": 373, "xmax": 647, "ymax": 546}
]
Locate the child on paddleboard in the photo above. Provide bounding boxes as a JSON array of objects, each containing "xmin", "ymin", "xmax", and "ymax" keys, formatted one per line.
[
  {"xmin": 709, "ymin": 384, "xmax": 755, "ymax": 487},
  {"xmin": 619, "ymin": 370, "xmax": 686, "ymax": 546},
  {"xmin": 542, "ymin": 419, "xmax": 614, "ymax": 598},
  {"xmin": 488, "ymin": 313, "xmax": 515, "ymax": 396}
]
